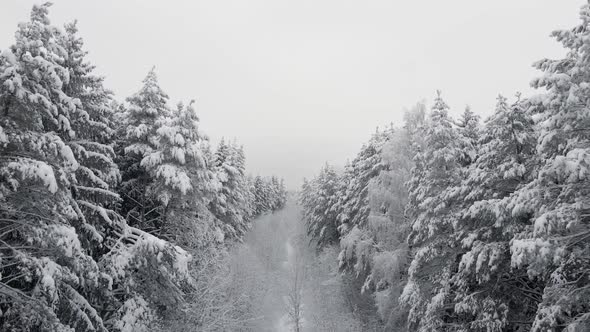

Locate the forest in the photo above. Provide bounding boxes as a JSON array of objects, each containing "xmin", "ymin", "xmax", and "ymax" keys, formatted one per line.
[
  {"xmin": 0, "ymin": 3, "xmax": 287, "ymax": 331},
  {"xmin": 300, "ymin": 5, "xmax": 590, "ymax": 332},
  {"xmin": 1, "ymin": 1, "xmax": 590, "ymax": 332}
]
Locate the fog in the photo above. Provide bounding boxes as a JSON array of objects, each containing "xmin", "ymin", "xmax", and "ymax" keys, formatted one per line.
[{"xmin": 0, "ymin": 0, "xmax": 583, "ymax": 189}]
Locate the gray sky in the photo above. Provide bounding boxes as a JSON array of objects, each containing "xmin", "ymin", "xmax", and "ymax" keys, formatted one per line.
[{"xmin": 0, "ymin": 0, "xmax": 584, "ymax": 189}]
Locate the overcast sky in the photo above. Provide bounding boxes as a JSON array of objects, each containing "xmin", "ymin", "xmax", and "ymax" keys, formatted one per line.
[{"xmin": 0, "ymin": 0, "xmax": 584, "ymax": 189}]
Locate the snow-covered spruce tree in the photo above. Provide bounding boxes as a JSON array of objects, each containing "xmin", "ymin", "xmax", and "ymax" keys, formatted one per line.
[
  {"xmin": 100, "ymin": 223, "xmax": 194, "ymax": 332},
  {"xmin": 232, "ymin": 143, "xmax": 256, "ymax": 219},
  {"xmin": 209, "ymin": 139, "xmax": 252, "ymax": 240},
  {"xmin": 403, "ymin": 101, "xmax": 428, "ymax": 154},
  {"xmin": 250, "ymin": 175, "xmax": 287, "ymax": 217},
  {"xmin": 506, "ymin": 5, "xmax": 590, "ymax": 330},
  {"xmin": 277, "ymin": 177, "xmax": 288, "ymax": 209},
  {"xmin": 142, "ymin": 100, "xmax": 220, "ymax": 248},
  {"xmin": 252, "ymin": 175, "xmax": 273, "ymax": 215},
  {"xmin": 271, "ymin": 175, "xmax": 287, "ymax": 210},
  {"xmin": 104, "ymin": 71, "xmax": 199, "ymax": 330},
  {"xmin": 336, "ymin": 127, "xmax": 392, "ymax": 273},
  {"xmin": 244, "ymin": 174, "xmax": 256, "ymax": 217},
  {"xmin": 119, "ymin": 68, "xmax": 171, "ymax": 235},
  {"xmin": 0, "ymin": 4, "xmax": 110, "ymax": 330},
  {"xmin": 300, "ymin": 129, "xmax": 402, "ymax": 327},
  {"xmin": 270, "ymin": 175, "xmax": 281, "ymax": 210},
  {"xmin": 279, "ymin": 178, "xmax": 288, "ymax": 207},
  {"xmin": 451, "ymin": 94, "xmax": 539, "ymax": 331},
  {"xmin": 400, "ymin": 91, "xmax": 467, "ymax": 331},
  {"xmin": 103, "ymin": 75, "xmax": 222, "ymax": 332},
  {"xmin": 57, "ymin": 20, "xmax": 163, "ymax": 331},
  {"xmin": 456, "ymin": 105, "xmax": 481, "ymax": 167},
  {"xmin": 300, "ymin": 163, "xmax": 342, "ymax": 248},
  {"xmin": 336, "ymin": 128, "xmax": 390, "ymax": 232},
  {"xmin": 330, "ymin": 128, "xmax": 392, "ymax": 324},
  {"xmin": 59, "ymin": 21, "xmax": 125, "ymax": 257}
]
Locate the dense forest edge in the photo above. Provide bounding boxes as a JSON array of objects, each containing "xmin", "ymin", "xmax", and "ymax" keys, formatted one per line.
[
  {"xmin": 299, "ymin": 4, "xmax": 590, "ymax": 332},
  {"xmin": 0, "ymin": 3, "xmax": 287, "ymax": 331},
  {"xmin": 1, "ymin": 1, "xmax": 590, "ymax": 332}
]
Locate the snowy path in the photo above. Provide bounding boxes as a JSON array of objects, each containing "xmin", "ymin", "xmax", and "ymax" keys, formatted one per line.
[
  {"xmin": 226, "ymin": 199, "xmax": 370, "ymax": 332},
  {"xmin": 227, "ymin": 199, "xmax": 307, "ymax": 331}
]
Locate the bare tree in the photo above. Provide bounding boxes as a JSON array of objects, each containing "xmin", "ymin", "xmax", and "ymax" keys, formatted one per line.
[{"xmin": 285, "ymin": 235, "xmax": 306, "ymax": 332}]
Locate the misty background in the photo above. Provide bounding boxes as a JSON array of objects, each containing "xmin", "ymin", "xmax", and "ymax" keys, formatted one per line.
[{"xmin": 0, "ymin": 0, "xmax": 583, "ymax": 189}]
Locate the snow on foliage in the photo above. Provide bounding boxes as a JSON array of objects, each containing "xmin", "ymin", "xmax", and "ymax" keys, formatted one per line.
[
  {"xmin": 0, "ymin": 4, "xmax": 286, "ymax": 331},
  {"xmin": 112, "ymin": 296, "xmax": 154, "ymax": 332},
  {"xmin": 302, "ymin": 16, "xmax": 590, "ymax": 327}
]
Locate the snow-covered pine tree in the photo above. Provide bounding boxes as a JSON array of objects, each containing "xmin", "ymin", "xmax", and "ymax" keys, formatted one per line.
[
  {"xmin": 233, "ymin": 143, "xmax": 255, "ymax": 218},
  {"xmin": 252, "ymin": 175, "xmax": 270, "ymax": 215},
  {"xmin": 400, "ymin": 91, "xmax": 466, "ymax": 331},
  {"xmin": 119, "ymin": 68, "xmax": 171, "ymax": 234},
  {"xmin": 210, "ymin": 138, "xmax": 232, "ymax": 237},
  {"xmin": 270, "ymin": 176, "xmax": 280, "ymax": 210},
  {"xmin": 451, "ymin": 94, "xmax": 539, "ymax": 331},
  {"xmin": 336, "ymin": 128, "xmax": 389, "ymax": 232},
  {"xmin": 209, "ymin": 139, "xmax": 251, "ymax": 240},
  {"xmin": 507, "ymin": 5, "xmax": 590, "ymax": 330},
  {"xmin": 279, "ymin": 178, "xmax": 288, "ymax": 208},
  {"xmin": 456, "ymin": 105, "xmax": 480, "ymax": 167},
  {"xmin": 141, "ymin": 100, "xmax": 220, "ymax": 247},
  {"xmin": 250, "ymin": 175, "xmax": 288, "ymax": 216},
  {"xmin": 403, "ymin": 101, "xmax": 427, "ymax": 153},
  {"xmin": 105, "ymin": 65, "xmax": 229, "ymax": 332},
  {"xmin": 0, "ymin": 4, "xmax": 109, "ymax": 330},
  {"xmin": 103, "ymin": 68, "xmax": 216, "ymax": 332},
  {"xmin": 60, "ymin": 20, "xmax": 125, "ymax": 256},
  {"xmin": 318, "ymin": 128, "xmax": 392, "ymax": 324},
  {"xmin": 300, "ymin": 163, "xmax": 341, "ymax": 248},
  {"xmin": 336, "ymin": 126, "xmax": 392, "ymax": 276},
  {"xmin": 244, "ymin": 174, "xmax": 256, "ymax": 217},
  {"xmin": 100, "ymin": 225, "xmax": 194, "ymax": 332}
]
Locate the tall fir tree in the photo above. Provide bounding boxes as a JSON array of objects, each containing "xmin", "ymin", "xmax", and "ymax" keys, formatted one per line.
[
  {"xmin": 300, "ymin": 163, "xmax": 341, "ymax": 248},
  {"xmin": 451, "ymin": 95, "xmax": 539, "ymax": 331},
  {"xmin": 456, "ymin": 105, "xmax": 481, "ymax": 167},
  {"xmin": 209, "ymin": 139, "xmax": 251, "ymax": 240},
  {"xmin": 142, "ymin": 100, "xmax": 219, "ymax": 247},
  {"xmin": 0, "ymin": 4, "xmax": 109, "ymax": 330},
  {"xmin": 508, "ymin": 5, "xmax": 590, "ymax": 330},
  {"xmin": 119, "ymin": 68, "xmax": 171, "ymax": 234},
  {"xmin": 60, "ymin": 21, "xmax": 125, "ymax": 256},
  {"xmin": 401, "ymin": 91, "xmax": 466, "ymax": 331}
]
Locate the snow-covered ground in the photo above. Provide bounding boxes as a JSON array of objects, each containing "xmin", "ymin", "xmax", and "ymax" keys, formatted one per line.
[
  {"xmin": 225, "ymin": 199, "xmax": 306, "ymax": 331},
  {"xmin": 227, "ymin": 199, "xmax": 370, "ymax": 332}
]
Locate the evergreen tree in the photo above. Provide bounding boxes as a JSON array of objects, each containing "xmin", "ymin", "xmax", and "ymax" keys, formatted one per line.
[
  {"xmin": 451, "ymin": 94, "xmax": 538, "ymax": 331},
  {"xmin": 508, "ymin": 6, "xmax": 590, "ymax": 329},
  {"xmin": 278, "ymin": 178, "xmax": 288, "ymax": 208},
  {"xmin": 456, "ymin": 105, "xmax": 480, "ymax": 167},
  {"xmin": 100, "ymin": 224, "xmax": 194, "ymax": 332},
  {"xmin": 401, "ymin": 91, "xmax": 465, "ymax": 331},
  {"xmin": 335, "ymin": 127, "xmax": 391, "ymax": 258},
  {"xmin": 119, "ymin": 68, "xmax": 171, "ymax": 234},
  {"xmin": 253, "ymin": 175, "xmax": 271, "ymax": 215},
  {"xmin": 250, "ymin": 175, "xmax": 287, "ymax": 216},
  {"xmin": 209, "ymin": 139, "xmax": 251, "ymax": 240},
  {"xmin": 299, "ymin": 3, "xmax": 590, "ymax": 330},
  {"xmin": 233, "ymin": 144, "xmax": 255, "ymax": 217},
  {"xmin": 142, "ymin": 100, "xmax": 219, "ymax": 247},
  {"xmin": 300, "ymin": 163, "xmax": 341, "ymax": 248},
  {"xmin": 365, "ymin": 123, "xmax": 417, "ymax": 330},
  {"xmin": 60, "ymin": 20, "xmax": 124, "ymax": 256},
  {"xmin": 0, "ymin": 4, "xmax": 297, "ymax": 331},
  {"xmin": 0, "ymin": 4, "xmax": 109, "ymax": 330}
]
